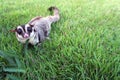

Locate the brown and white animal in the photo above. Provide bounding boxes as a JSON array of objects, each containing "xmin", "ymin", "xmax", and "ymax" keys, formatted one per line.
[{"xmin": 11, "ymin": 6, "xmax": 60, "ymax": 45}]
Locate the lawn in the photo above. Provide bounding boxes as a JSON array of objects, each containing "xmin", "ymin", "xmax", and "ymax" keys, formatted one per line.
[{"xmin": 0, "ymin": 0, "xmax": 120, "ymax": 80}]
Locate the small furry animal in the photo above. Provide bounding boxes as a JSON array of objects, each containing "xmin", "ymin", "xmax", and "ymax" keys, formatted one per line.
[{"xmin": 11, "ymin": 6, "xmax": 60, "ymax": 45}]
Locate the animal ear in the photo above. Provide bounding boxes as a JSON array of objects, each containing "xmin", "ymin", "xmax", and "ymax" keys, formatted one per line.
[
  {"xmin": 29, "ymin": 24, "xmax": 34, "ymax": 27},
  {"xmin": 10, "ymin": 29, "xmax": 16, "ymax": 32}
]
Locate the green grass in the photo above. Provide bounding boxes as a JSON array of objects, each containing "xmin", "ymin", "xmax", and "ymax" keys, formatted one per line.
[{"xmin": 0, "ymin": 0, "xmax": 120, "ymax": 79}]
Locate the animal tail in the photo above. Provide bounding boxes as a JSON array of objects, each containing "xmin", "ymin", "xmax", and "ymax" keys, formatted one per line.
[{"xmin": 48, "ymin": 6, "xmax": 60, "ymax": 23}]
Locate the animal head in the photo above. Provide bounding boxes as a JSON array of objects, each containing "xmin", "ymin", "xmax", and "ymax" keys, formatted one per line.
[{"xmin": 11, "ymin": 24, "xmax": 36, "ymax": 43}]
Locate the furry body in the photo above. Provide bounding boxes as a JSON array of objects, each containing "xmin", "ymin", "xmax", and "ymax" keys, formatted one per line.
[{"xmin": 12, "ymin": 6, "xmax": 60, "ymax": 45}]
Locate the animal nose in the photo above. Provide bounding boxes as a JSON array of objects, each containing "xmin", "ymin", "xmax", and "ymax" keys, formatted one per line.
[{"xmin": 24, "ymin": 33, "xmax": 29, "ymax": 38}]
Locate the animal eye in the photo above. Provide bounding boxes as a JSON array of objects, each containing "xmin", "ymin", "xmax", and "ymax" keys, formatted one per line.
[
  {"xmin": 27, "ymin": 27, "xmax": 32, "ymax": 32},
  {"xmin": 17, "ymin": 29, "xmax": 22, "ymax": 34}
]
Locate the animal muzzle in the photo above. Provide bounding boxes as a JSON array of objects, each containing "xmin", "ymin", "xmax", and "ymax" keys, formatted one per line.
[{"xmin": 23, "ymin": 33, "xmax": 29, "ymax": 38}]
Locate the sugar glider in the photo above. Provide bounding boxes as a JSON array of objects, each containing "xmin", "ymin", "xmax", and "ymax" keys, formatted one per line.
[{"xmin": 11, "ymin": 6, "xmax": 60, "ymax": 45}]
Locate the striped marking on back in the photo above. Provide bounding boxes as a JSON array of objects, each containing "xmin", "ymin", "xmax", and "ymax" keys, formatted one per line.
[{"xmin": 29, "ymin": 16, "xmax": 42, "ymax": 24}]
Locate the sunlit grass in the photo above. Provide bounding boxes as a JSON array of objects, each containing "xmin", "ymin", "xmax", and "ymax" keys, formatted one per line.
[{"xmin": 0, "ymin": 0, "xmax": 120, "ymax": 79}]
